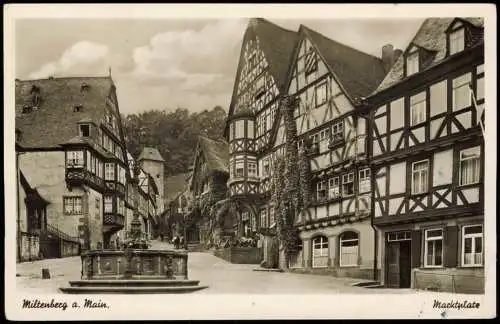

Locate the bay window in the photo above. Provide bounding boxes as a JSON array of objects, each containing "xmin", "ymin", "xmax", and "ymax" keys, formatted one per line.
[
  {"xmin": 260, "ymin": 208, "xmax": 268, "ymax": 228},
  {"xmin": 424, "ymin": 229, "xmax": 443, "ymax": 267},
  {"xmin": 269, "ymin": 207, "xmax": 276, "ymax": 227},
  {"xmin": 67, "ymin": 151, "xmax": 84, "ymax": 168},
  {"xmin": 104, "ymin": 196, "xmax": 113, "ymax": 213},
  {"xmin": 248, "ymin": 162, "xmax": 258, "ymax": 178},
  {"xmin": 105, "ymin": 163, "xmax": 115, "ymax": 181},
  {"xmin": 235, "ymin": 158, "xmax": 245, "ymax": 178},
  {"xmin": 235, "ymin": 120, "xmax": 245, "ymax": 139},
  {"xmin": 459, "ymin": 146, "xmax": 480, "ymax": 186},
  {"xmin": 412, "ymin": 160, "xmax": 429, "ymax": 194},
  {"xmin": 462, "ymin": 225, "xmax": 483, "ymax": 267}
]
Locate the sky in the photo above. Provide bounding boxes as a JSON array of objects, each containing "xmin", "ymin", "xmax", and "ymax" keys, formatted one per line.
[{"xmin": 15, "ymin": 18, "xmax": 425, "ymax": 116}]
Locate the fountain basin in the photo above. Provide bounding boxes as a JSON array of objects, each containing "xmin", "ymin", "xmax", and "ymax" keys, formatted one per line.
[{"xmin": 59, "ymin": 249, "xmax": 208, "ymax": 294}]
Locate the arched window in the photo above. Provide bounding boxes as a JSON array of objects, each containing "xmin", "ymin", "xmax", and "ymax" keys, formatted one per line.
[
  {"xmin": 340, "ymin": 231, "xmax": 359, "ymax": 267},
  {"xmin": 312, "ymin": 235, "xmax": 329, "ymax": 268}
]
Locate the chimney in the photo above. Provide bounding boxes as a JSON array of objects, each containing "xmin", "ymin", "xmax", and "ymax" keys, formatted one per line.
[{"xmin": 382, "ymin": 44, "xmax": 398, "ymax": 73}]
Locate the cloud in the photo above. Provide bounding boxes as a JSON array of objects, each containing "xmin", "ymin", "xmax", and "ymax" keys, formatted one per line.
[
  {"xmin": 29, "ymin": 41, "xmax": 109, "ymax": 79},
  {"xmin": 129, "ymin": 19, "xmax": 246, "ymax": 92}
]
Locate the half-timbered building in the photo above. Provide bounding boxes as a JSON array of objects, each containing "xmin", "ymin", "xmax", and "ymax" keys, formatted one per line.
[
  {"xmin": 188, "ymin": 136, "xmax": 230, "ymax": 247},
  {"xmin": 15, "ymin": 75, "xmax": 131, "ymax": 251},
  {"xmin": 225, "ymin": 18, "xmax": 398, "ymax": 278},
  {"xmin": 283, "ymin": 26, "xmax": 391, "ymax": 279},
  {"xmin": 366, "ymin": 18, "xmax": 484, "ymax": 292}
]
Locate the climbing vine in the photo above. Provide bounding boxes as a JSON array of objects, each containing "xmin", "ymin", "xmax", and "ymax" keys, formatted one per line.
[{"xmin": 270, "ymin": 96, "xmax": 303, "ymax": 265}]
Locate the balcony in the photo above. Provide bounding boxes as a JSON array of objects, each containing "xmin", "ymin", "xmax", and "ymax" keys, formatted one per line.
[
  {"xmin": 104, "ymin": 180, "xmax": 126, "ymax": 196},
  {"xmin": 66, "ymin": 167, "xmax": 104, "ymax": 192},
  {"xmin": 328, "ymin": 133, "xmax": 345, "ymax": 150},
  {"xmin": 103, "ymin": 212, "xmax": 125, "ymax": 228}
]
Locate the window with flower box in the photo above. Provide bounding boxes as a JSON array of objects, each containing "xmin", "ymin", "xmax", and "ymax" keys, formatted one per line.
[
  {"xmin": 358, "ymin": 168, "xmax": 371, "ymax": 193},
  {"xmin": 316, "ymin": 180, "xmax": 327, "ymax": 201},
  {"xmin": 328, "ymin": 177, "xmax": 340, "ymax": 199},
  {"xmin": 342, "ymin": 173, "xmax": 354, "ymax": 196}
]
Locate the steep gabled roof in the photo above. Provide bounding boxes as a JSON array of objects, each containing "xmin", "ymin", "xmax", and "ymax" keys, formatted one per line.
[
  {"xmin": 374, "ymin": 17, "xmax": 484, "ymax": 94},
  {"xmin": 198, "ymin": 136, "xmax": 229, "ymax": 174},
  {"xmin": 138, "ymin": 147, "xmax": 165, "ymax": 162},
  {"xmin": 164, "ymin": 172, "xmax": 190, "ymax": 203},
  {"xmin": 250, "ymin": 18, "xmax": 299, "ymax": 92},
  {"xmin": 19, "ymin": 170, "xmax": 50, "ymax": 204},
  {"xmin": 225, "ymin": 18, "xmax": 298, "ymax": 136},
  {"xmin": 15, "ymin": 76, "xmax": 115, "ymax": 149},
  {"xmin": 301, "ymin": 25, "xmax": 387, "ymax": 100}
]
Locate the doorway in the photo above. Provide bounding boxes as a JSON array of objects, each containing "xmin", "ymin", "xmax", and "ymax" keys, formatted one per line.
[{"xmin": 386, "ymin": 231, "xmax": 412, "ymax": 288}]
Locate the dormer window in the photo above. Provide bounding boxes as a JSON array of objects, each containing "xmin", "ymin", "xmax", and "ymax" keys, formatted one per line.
[
  {"xmin": 449, "ymin": 28, "xmax": 465, "ymax": 55},
  {"xmin": 79, "ymin": 124, "xmax": 90, "ymax": 137},
  {"xmin": 406, "ymin": 50, "xmax": 419, "ymax": 76}
]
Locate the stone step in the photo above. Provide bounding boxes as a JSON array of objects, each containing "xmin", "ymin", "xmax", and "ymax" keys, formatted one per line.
[
  {"xmin": 363, "ymin": 284, "xmax": 385, "ymax": 289},
  {"xmin": 252, "ymin": 267, "xmax": 284, "ymax": 272},
  {"xmin": 352, "ymin": 281, "xmax": 381, "ymax": 287},
  {"xmin": 59, "ymin": 285, "xmax": 208, "ymax": 294},
  {"xmin": 68, "ymin": 279, "xmax": 200, "ymax": 287}
]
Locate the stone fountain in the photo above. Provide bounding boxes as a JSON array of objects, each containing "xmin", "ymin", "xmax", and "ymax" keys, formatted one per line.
[{"xmin": 59, "ymin": 161, "xmax": 208, "ymax": 294}]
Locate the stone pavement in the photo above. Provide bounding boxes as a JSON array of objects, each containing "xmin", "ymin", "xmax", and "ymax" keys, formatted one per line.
[{"xmin": 15, "ymin": 240, "xmax": 431, "ymax": 295}]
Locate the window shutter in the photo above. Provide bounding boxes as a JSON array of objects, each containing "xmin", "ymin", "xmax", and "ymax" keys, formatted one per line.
[
  {"xmin": 444, "ymin": 226, "xmax": 458, "ymax": 268},
  {"xmin": 411, "ymin": 230, "xmax": 421, "ymax": 268}
]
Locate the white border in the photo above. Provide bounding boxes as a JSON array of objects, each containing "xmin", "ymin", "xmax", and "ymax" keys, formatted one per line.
[{"xmin": 4, "ymin": 3, "xmax": 497, "ymax": 320}]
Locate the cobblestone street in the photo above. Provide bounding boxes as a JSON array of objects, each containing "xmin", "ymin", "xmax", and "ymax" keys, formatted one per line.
[{"xmin": 17, "ymin": 240, "xmax": 428, "ymax": 295}]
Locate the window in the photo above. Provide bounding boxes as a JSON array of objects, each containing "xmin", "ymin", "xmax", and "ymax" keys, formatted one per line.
[
  {"xmin": 66, "ymin": 151, "xmax": 84, "ymax": 167},
  {"xmin": 235, "ymin": 120, "xmax": 245, "ymax": 138},
  {"xmin": 358, "ymin": 168, "xmax": 371, "ymax": 193},
  {"xmin": 79, "ymin": 124, "xmax": 90, "ymax": 137},
  {"xmin": 269, "ymin": 207, "xmax": 276, "ymax": 227},
  {"xmin": 312, "ymin": 236, "xmax": 328, "ymax": 268},
  {"xmin": 331, "ymin": 121, "xmax": 344, "ymax": 142},
  {"xmin": 459, "ymin": 146, "xmax": 480, "ymax": 186},
  {"xmin": 248, "ymin": 162, "xmax": 257, "ymax": 178},
  {"xmin": 406, "ymin": 51, "xmax": 419, "ymax": 76},
  {"xmin": 424, "ymin": 229, "xmax": 443, "ymax": 267},
  {"xmin": 235, "ymin": 159, "xmax": 245, "ymax": 178},
  {"xmin": 247, "ymin": 121, "xmax": 255, "ymax": 139},
  {"xmin": 316, "ymin": 181, "xmax": 327, "ymax": 201},
  {"xmin": 229, "ymin": 123, "xmax": 234, "ymax": 141},
  {"xmin": 297, "ymin": 139, "xmax": 304, "ymax": 151},
  {"xmin": 342, "ymin": 173, "xmax": 354, "ymax": 196},
  {"xmin": 450, "ymin": 28, "xmax": 465, "ymax": 55},
  {"xmin": 412, "ymin": 160, "xmax": 429, "ymax": 194},
  {"xmin": 328, "ymin": 177, "xmax": 340, "ymax": 199},
  {"xmin": 63, "ymin": 197, "xmax": 82, "ymax": 215},
  {"xmin": 462, "ymin": 225, "xmax": 483, "ymax": 267},
  {"xmin": 315, "ymin": 82, "xmax": 328, "ymax": 107},
  {"xmin": 340, "ymin": 231, "xmax": 359, "ymax": 267},
  {"xmin": 95, "ymin": 197, "xmax": 100, "ymax": 210},
  {"xmin": 260, "ymin": 208, "xmax": 268, "ymax": 228},
  {"xmin": 105, "ymin": 163, "xmax": 115, "ymax": 180},
  {"xmin": 304, "ymin": 47, "xmax": 317, "ymax": 75},
  {"xmin": 104, "ymin": 196, "xmax": 113, "ymax": 213},
  {"xmin": 410, "ymin": 92, "xmax": 426, "ymax": 126},
  {"xmin": 452, "ymin": 73, "xmax": 472, "ymax": 111},
  {"xmin": 262, "ymin": 158, "xmax": 270, "ymax": 178}
]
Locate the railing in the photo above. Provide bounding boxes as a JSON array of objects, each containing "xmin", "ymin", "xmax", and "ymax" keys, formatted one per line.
[
  {"xmin": 47, "ymin": 224, "xmax": 80, "ymax": 243},
  {"xmin": 414, "ymin": 270, "xmax": 484, "ymax": 294}
]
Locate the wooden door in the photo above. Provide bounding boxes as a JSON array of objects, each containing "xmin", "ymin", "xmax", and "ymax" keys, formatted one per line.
[
  {"xmin": 399, "ymin": 241, "xmax": 412, "ymax": 288},
  {"xmin": 386, "ymin": 242, "xmax": 400, "ymax": 288}
]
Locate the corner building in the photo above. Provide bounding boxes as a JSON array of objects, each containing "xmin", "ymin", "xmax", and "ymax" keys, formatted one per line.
[{"xmin": 366, "ymin": 18, "xmax": 484, "ymax": 292}]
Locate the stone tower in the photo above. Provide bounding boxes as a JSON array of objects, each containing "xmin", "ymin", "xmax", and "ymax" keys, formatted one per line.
[{"xmin": 138, "ymin": 147, "xmax": 165, "ymax": 214}]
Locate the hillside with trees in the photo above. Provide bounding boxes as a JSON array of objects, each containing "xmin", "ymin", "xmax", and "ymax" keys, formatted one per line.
[{"xmin": 123, "ymin": 106, "xmax": 227, "ymax": 176}]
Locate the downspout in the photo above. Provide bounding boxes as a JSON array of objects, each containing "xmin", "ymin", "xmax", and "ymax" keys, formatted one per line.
[{"xmin": 361, "ymin": 109, "xmax": 379, "ymax": 282}]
